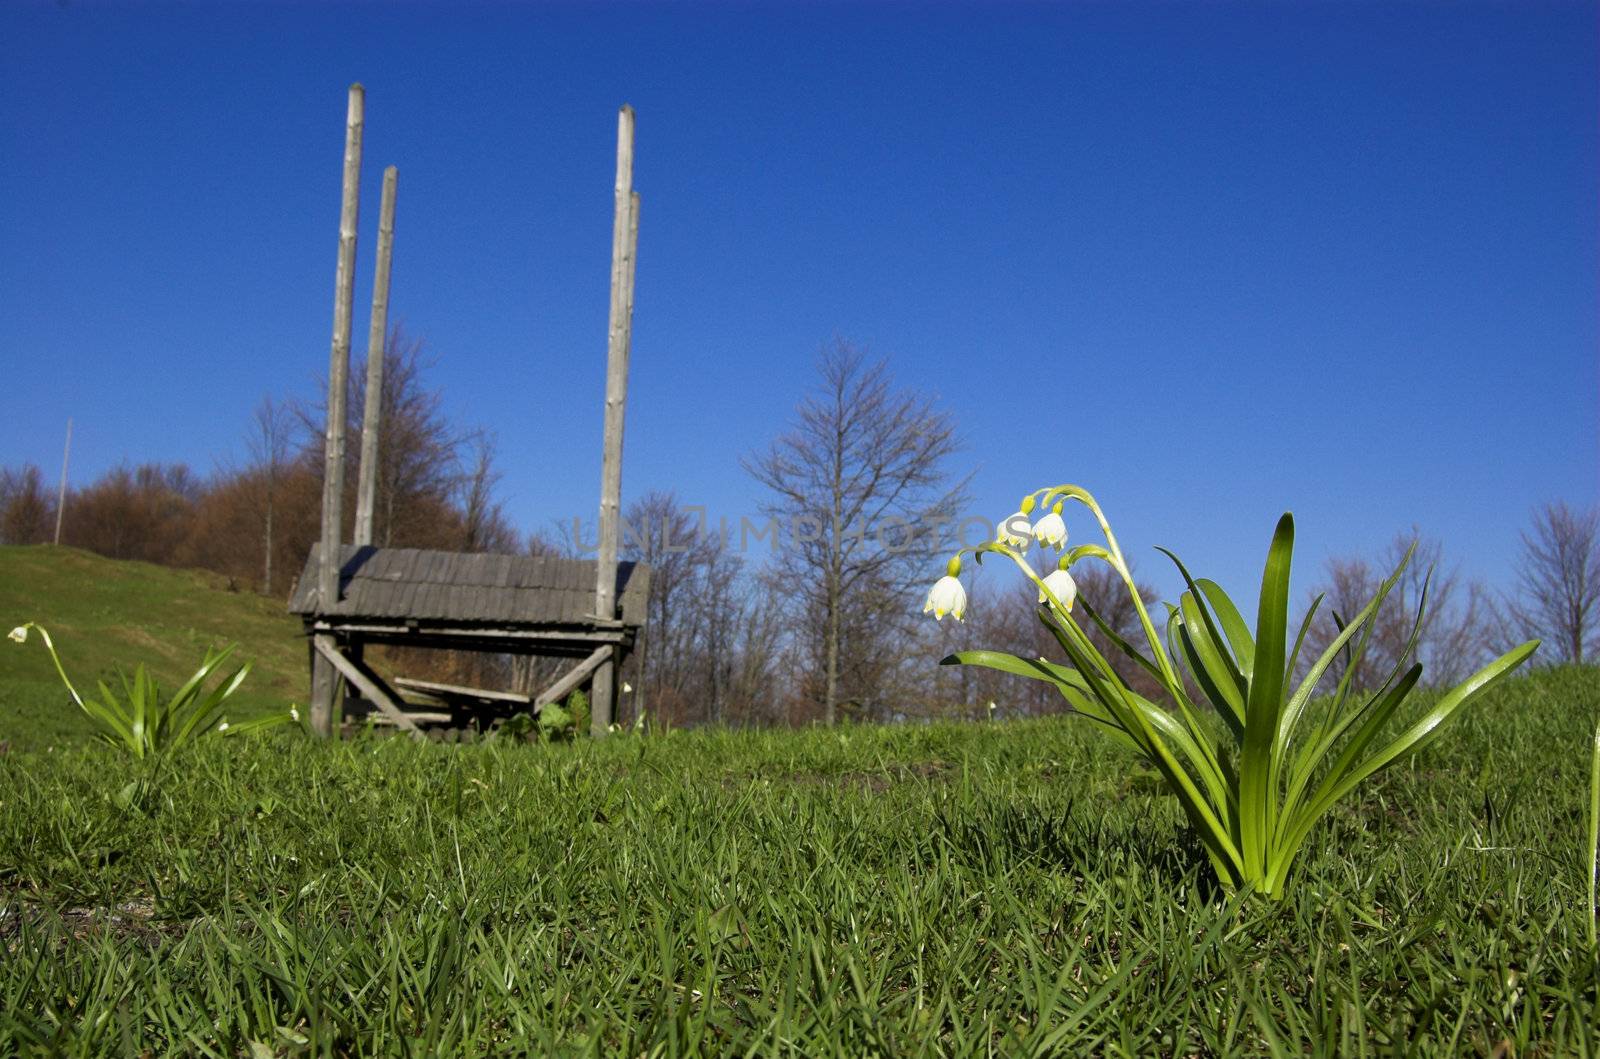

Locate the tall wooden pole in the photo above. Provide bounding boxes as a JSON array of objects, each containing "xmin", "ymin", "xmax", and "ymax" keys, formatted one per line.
[
  {"xmin": 355, "ymin": 165, "xmax": 398, "ymax": 548},
  {"xmin": 312, "ymin": 83, "xmax": 364, "ymax": 738},
  {"xmin": 591, "ymin": 105, "xmax": 636, "ymax": 738},
  {"xmin": 53, "ymin": 418, "xmax": 71, "ymax": 545}
]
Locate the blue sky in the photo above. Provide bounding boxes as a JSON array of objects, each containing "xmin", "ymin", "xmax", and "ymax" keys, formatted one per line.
[{"xmin": 2, "ymin": 1, "xmax": 1595, "ymax": 606}]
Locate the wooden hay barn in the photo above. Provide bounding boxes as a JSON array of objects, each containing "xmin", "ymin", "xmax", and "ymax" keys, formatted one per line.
[{"xmin": 292, "ymin": 86, "xmax": 646, "ymax": 739}]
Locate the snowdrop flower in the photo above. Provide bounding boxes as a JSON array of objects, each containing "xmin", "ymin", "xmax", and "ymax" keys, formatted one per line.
[
  {"xmin": 622, "ymin": 682, "xmax": 633, "ymax": 693},
  {"xmin": 8, "ymin": 626, "xmax": 27, "ymax": 644},
  {"xmin": 995, "ymin": 512, "xmax": 1032, "ymax": 549},
  {"xmin": 1038, "ymin": 566, "xmax": 1078, "ymax": 611},
  {"xmin": 216, "ymin": 721, "xmax": 230, "ymax": 733},
  {"xmin": 289, "ymin": 705, "xmax": 300, "ymax": 723},
  {"xmin": 924, "ymin": 557, "xmax": 968, "ymax": 622},
  {"xmin": 1031, "ymin": 501, "xmax": 1068, "ymax": 551}
]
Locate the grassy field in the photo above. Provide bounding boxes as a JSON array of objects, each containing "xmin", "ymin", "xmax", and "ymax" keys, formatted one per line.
[
  {"xmin": 0, "ymin": 546, "xmax": 307, "ymax": 751},
  {"xmin": 1, "ymin": 665, "xmax": 1597, "ymax": 1054},
  {"xmin": 2, "ymin": 546, "xmax": 1599, "ymax": 1054}
]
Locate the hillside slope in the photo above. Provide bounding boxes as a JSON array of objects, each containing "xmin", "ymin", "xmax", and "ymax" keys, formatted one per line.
[{"xmin": 0, "ymin": 545, "xmax": 307, "ymax": 750}]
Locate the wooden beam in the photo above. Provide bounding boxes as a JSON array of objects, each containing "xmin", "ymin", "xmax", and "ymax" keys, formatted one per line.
[
  {"xmin": 367, "ymin": 709, "xmax": 453, "ymax": 727},
  {"xmin": 355, "ymin": 165, "xmax": 398, "ymax": 547},
  {"xmin": 393, "ymin": 676, "xmax": 533, "ymax": 706},
  {"xmin": 312, "ymin": 636, "xmax": 423, "ymax": 738},
  {"xmin": 307, "ymin": 621, "xmax": 632, "ymax": 644},
  {"xmin": 535, "ymin": 645, "xmax": 610, "ymax": 708},
  {"xmin": 313, "ymin": 83, "xmax": 364, "ymax": 737},
  {"xmin": 593, "ymin": 104, "xmax": 636, "ymax": 738}
]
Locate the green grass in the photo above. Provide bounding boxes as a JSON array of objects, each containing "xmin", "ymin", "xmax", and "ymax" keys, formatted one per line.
[
  {"xmin": 0, "ymin": 545, "xmax": 307, "ymax": 750},
  {"xmin": 2, "ymin": 666, "xmax": 1598, "ymax": 1055}
]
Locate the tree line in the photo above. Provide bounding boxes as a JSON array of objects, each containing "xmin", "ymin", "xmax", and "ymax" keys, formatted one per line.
[{"xmin": 3, "ymin": 331, "xmax": 1596, "ymax": 726}]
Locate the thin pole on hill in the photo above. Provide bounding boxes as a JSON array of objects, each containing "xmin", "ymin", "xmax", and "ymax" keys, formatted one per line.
[
  {"xmin": 592, "ymin": 104, "xmax": 635, "ymax": 738},
  {"xmin": 52, "ymin": 418, "xmax": 71, "ymax": 546},
  {"xmin": 355, "ymin": 165, "xmax": 398, "ymax": 548},
  {"xmin": 312, "ymin": 83, "xmax": 365, "ymax": 738}
]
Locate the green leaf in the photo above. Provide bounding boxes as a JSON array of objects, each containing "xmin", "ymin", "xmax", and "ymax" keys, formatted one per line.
[
  {"xmin": 1197, "ymin": 579, "xmax": 1255, "ymax": 676},
  {"xmin": 1239, "ymin": 512, "xmax": 1294, "ymax": 882}
]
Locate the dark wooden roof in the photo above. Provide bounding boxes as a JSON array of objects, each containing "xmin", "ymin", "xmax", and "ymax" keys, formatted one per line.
[{"xmin": 288, "ymin": 545, "xmax": 649, "ymax": 627}]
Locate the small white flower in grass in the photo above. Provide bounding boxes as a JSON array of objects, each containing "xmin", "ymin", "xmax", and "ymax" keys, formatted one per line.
[
  {"xmin": 1031, "ymin": 501, "xmax": 1068, "ymax": 551},
  {"xmin": 217, "ymin": 721, "xmax": 229, "ymax": 733},
  {"xmin": 290, "ymin": 705, "xmax": 300, "ymax": 722},
  {"xmin": 923, "ymin": 557, "xmax": 968, "ymax": 622},
  {"xmin": 1038, "ymin": 566, "xmax": 1078, "ymax": 611},
  {"xmin": 8, "ymin": 626, "xmax": 27, "ymax": 644}
]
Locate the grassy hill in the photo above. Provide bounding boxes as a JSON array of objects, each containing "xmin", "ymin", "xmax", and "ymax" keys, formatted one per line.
[{"xmin": 0, "ymin": 545, "xmax": 307, "ymax": 750}]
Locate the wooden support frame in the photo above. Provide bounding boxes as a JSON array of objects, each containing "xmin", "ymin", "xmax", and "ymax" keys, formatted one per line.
[
  {"xmin": 536, "ymin": 645, "xmax": 610, "ymax": 708},
  {"xmin": 312, "ymin": 636, "xmax": 423, "ymax": 737}
]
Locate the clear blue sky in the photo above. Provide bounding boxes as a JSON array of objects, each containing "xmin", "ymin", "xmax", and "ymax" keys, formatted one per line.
[{"xmin": 2, "ymin": 1, "xmax": 1595, "ymax": 606}]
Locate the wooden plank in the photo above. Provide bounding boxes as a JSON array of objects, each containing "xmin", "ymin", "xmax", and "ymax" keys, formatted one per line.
[
  {"xmin": 394, "ymin": 676, "xmax": 533, "ymax": 705},
  {"xmin": 308, "ymin": 621, "xmax": 632, "ymax": 644},
  {"xmin": 535, "ymin": 645, "xmax": 611, "ymax": 708},
  {"xmin": 367, "ymin": 710, "xmax": 453, "ymax": 727},
  {"xmin": 312, "ymin": 637, "xmax": 423, "ymax": 738}
]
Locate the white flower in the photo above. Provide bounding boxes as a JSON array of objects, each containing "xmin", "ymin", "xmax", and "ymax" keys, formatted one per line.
[
  {"xmin": 923, "ymin": 574, "xmax": 967, "ymax": 621},
  {"xmin": 1031, "ymin": 506, "xmax": 1068, "ymax": 550},
  {"xmin": 290, "ymin": 705, "xmax": 300, "ymax": 722},
  {"xmin": 8, "ymin": 626, "xmax": 27, "ymax": 644},
  {"xmin": 622, "ymin": 682, "xmax": 633, "ymax": 693},
  {"xmin": 1038, "ymin": 568, "xmax": 1078, "ymax": 611},
  {"xmin": 995, "ymin": 512, "xmax": 1031, "ymax": 549},
  {"xmin": 217, "ymin": 721, "xmax": 230, "ymax": 732}
]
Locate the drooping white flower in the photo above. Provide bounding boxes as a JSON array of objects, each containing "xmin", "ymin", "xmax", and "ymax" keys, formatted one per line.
[
  {"xmin": 622, "ymin": 682, "xmax": 633, "ymax": 694},
  {"xmin": 995, "ymin": 511, "xmax": 1032, "ymax": 549},
  {"xmin": 924, "ymin": 576, "xmax": 967, "ymax": 621},
  {"xmin": 1038, "ymin": 567, "xmax": 1078, "ymax": 611},
  {"xmin": 1031, "ymin": 503, "xmax": 1068, "ymax": 551},
  {"xmin": 923, "ymin": 556, "xmax": 968, "ymax": 622},
  {"xmin": 217, "ymin": 721, "xmax": 230, "ymax": 733},
  {"xmin": 290, "ymin": 705, "xmax": 300, "ymax": 722},
  {"xmin": 8, "ymin": 626, "xmax": 27, "ymax": 644}
]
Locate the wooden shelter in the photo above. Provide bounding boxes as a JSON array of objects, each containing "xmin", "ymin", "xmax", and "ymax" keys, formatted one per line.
[{"xmin": 291, "ymin": 85, "xmax": 645, "ymax": 738}]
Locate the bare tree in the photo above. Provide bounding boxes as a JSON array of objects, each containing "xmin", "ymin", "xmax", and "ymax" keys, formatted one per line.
[
  {"xmin": 300, "ymin": 325, "xmax": 468, "ymax": 550},
  {"xmin": 1500, "ymin": 501, "xmax": 1600, "ymax": 664},
  {"xmin": 63, "ymin": 463, "xmax": 202, "ymax": 565},
  {"xmin": 457, "ymin": 433, "xmax": 517, "ymax": 553},
  {"xmin": 246, "ymin": 395, "xmax": 296, "ymax": 595},
  {"xmin": 744, "ymin": 339, "xmax": 970, "ymax": 725},
  {"xmin": 0, "ymin": 464, "xmax": 54, "ymax": 545},
  {"xmin": 619, "ymin": 491, "xmax": 720, "ymax": 723},
  {"xmin": 1297, "ymin": 529, "xmax": 1490, "ymax": 691}
]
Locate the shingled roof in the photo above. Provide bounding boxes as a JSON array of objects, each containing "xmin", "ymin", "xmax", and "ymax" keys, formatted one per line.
[{"xmin": 288, "ymin": 545, "xmax": 649, "ymax": 627}]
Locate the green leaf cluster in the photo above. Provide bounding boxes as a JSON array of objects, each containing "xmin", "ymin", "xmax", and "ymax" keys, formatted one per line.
[
  {"xmin": 947, "ymin": 502, "xmax": 1538, "ymax": 897},
  {"xmin": 13, "ymin": 623, "xmax": 287, "ymax": 757}
]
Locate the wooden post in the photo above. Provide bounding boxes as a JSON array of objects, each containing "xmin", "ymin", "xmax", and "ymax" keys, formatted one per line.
[
  {"xmin": 53, "ymin": 418, "xmax": 71, "ymax": 545},
  {"xmin": 312, "ymin": 83, "xmax": 364, "ymax": 738},
  {"xmin": 355, "ymin": 165, "xmax": 398, "ymax": 547},
  {"xmin": 591, "ymin": 105, "xmax": 636, "ymax": 738}
]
